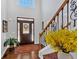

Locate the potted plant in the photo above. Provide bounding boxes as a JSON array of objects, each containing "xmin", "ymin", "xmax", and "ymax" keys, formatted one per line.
[
  {"xmin": 45, "ymin": 29, "xmax": 77, "ymax": 59},
  {"xmin": 4, "ymin": 38, "xmax": 19, "ymax": 51}
]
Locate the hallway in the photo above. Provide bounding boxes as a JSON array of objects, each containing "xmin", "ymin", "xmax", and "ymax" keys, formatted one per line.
[
  {"xmin": 1, "ymin": 0, "xmax": 77, "ymax": 59},
  {"xmin": 3, "ymin": 44, "xmax": 41, "ymax": 59}
]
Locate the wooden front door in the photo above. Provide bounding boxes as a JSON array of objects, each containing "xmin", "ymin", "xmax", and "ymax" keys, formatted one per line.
[{"xmin": 17, "ymin": 18, "xmax": 34, "ymax": 44}]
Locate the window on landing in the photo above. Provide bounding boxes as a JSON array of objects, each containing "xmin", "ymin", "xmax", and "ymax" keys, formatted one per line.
[{"xmin": 19, "ymin": 0, "xmax": 35, "ymax": 8}]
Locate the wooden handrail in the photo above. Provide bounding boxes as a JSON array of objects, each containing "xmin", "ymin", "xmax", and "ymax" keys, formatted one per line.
[{"xmin": 39, "ymin": 0, "xmax": 69, "ymax": 37}]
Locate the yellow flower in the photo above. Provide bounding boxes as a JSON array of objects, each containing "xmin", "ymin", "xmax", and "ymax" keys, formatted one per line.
[{"xmin": 45, "ymin": 29, "xmax": 77, "ymax": 53}]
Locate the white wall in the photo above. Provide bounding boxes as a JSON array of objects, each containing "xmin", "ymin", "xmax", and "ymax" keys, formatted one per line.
[
  {"xmin": 7, "ymin": 0, "xmax": 42, "ymax": 44},
  {"xmin": 1, "ymin": 0, "xmax": 8, "ymax": 57},
  {"xmin": 41, "ymin": 0, "xmax": 64, "ymax": 28}
]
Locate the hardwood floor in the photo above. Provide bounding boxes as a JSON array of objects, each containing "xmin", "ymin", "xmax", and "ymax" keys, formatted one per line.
[
  {"xmin": 43, "ymin": 52, "xmax": 58, "ymax": 59},
  {"xmin": 2, "ymin": 44, "xmax": 41, "ymax": 59}
]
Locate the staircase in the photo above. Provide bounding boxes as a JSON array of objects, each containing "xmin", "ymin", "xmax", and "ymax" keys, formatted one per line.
[
  {"xmin": 39, "ymin": 0, "xmax": 70, "ymax": 48},
  {"xmin": 39, "ymin": 0, "xmax": 72, "ymax": 59}
]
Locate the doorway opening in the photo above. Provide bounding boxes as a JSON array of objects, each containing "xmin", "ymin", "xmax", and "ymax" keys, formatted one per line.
[{"xmin": 17, "ymin": 17, "xmax": 34, "ymax": 45}]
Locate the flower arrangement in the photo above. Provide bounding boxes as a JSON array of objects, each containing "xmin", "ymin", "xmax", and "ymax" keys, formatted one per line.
[{"xmin": 45, "ymin": 29, "xmax": 77, "ymax": 53}]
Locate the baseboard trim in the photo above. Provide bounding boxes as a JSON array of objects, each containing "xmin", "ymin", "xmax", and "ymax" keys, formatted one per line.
[{"xmin": 1, "ymin": 46, "xmax": 9, "ymax": 59}]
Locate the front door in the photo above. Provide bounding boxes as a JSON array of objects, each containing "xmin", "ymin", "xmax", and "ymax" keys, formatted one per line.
[{"xmin": 17, "ymin": 18, "xmax": 34, "ymax": 44}]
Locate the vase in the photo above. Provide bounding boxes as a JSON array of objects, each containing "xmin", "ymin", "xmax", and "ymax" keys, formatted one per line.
[
  {"xmin": 69, "ymin": 52, "xmax": 77, "ymax": 59},
  {"xmin": 58, "ymin": 51, "xmax": 72, "ymax": 59}
]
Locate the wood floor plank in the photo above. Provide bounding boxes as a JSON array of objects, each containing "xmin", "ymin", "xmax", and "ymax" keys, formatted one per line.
[{"xmin": 2, "ymin": 44, "xmax": 41, "ymax": 59}]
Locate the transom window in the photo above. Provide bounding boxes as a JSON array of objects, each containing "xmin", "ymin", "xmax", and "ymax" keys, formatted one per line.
[{"xmin": 19, "ymin": 0, "xmax": 35, "ymax": 8}]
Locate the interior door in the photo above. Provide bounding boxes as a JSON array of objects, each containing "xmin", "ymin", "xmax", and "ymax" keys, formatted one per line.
[{"xmin": 18, "ymin": 20, "xmax": 34, "ymax": 44}]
